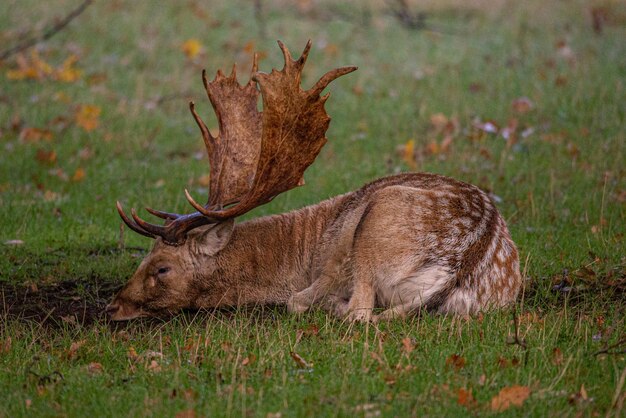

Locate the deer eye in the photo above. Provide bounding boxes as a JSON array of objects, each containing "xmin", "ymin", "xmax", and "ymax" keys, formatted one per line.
[{"xmin": 157, "ymin": 267, "xmax": 170, "ymax": 275}]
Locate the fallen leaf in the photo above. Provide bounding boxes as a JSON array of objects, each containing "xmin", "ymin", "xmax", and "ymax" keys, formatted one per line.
[
  {"xmin": 552, "ymin": 347, "xmax": 563, "ymax": 366},
  {"xmin": 72, "ymin": 167, "xmax": 86, "ymax": 182},
  {"xmin": 241, "ymin": 354, "xmax": 256, "ymax": 366},
  {"xmin": 511, "ymin": 97, "xmax": 534, "ymax": 114},
  {"xmin": 181, "ymin": 38, "xmax": 203, "ymax": 59},
  {"xmin": 1, "ymin": 336, "xmax": 11, "ymax": 354},
  {"xmin": 401, "ymin": 337, "xmax": 415, "ymax": 354},
  {"xmin": 36, "ymin": 149, "xmax": 57, "ymax": 165},
  {"xmin": 20, "ymin": 127, "xmax": 53, "ymax": 142},
  {"xmin": 175, "ymin": 410, "xmax": 196, "ymax": 418},
  {"xmin": 55, "ymin": 55, "xmax": 82, "ymax": 82},
  {"xmin": 127, "ymin": 346, "xmax": 138, "ymax": 361},
  {"xmin": 6, "ymin": 50, "xmax": 82, "ymax": 82},
  {"xmin": 446, "ymin": 354, "xmax": 466, "ymax": 371},
  {"xmin": 147, "ymin": 360, "xmax": 161, "ymax": 372},
  {"xmin": 67, "ymin": 340, "xmax": 86, "ymax": 360},
  {"xmin": 457, "ymin": 387, "xmax": 476, "ymax": 408},
  {"xmin": 87, "ymin": 362, "xmax": 103, "ymax": 375},
  {"xmin": 43, "ymin": 190, "xmax": 60, "ymax": 202},
  {"xmin": 490, "ymin": 385, "xmax": 530, "ymax": 411},
  {"xmin": 569, "ymin": 384, "xmax": 590, "ymax": 405},
  {"xmin": 289, "ymin": 351, "xmax": 312, "ymax": 369},
  {"xmin": 75, "ymin": 105, "xmax": 101, "ymax": 132}
]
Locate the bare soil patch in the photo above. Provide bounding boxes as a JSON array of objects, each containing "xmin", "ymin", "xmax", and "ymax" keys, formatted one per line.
[{"xmin": 1, "ymin": 279, "xmax": 120, "ymax": 327}]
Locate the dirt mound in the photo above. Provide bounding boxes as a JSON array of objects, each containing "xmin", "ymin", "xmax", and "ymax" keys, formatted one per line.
[{"xmin": 1, "ymin": 279, "xmax": 120, "ymax": 327}]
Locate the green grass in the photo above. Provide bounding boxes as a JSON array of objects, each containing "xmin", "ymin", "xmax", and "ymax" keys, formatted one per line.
[{"xmin": 1, "ymin": 0, "xmax": 625, "ymax": 416}]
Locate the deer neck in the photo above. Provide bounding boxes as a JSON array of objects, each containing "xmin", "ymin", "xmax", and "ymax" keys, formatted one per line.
[{"xmin": 192, "ymin": 194, "xmax": 346, "ymax": 309}]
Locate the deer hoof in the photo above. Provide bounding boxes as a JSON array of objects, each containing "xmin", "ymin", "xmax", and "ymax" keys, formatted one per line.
[
  {"xmin": 287, "ymin": 295, "xmax": 310, "ymax": 314},
  {"xmin": 346, "ymin": 309, "xmax": 372, "ymax": 323}
]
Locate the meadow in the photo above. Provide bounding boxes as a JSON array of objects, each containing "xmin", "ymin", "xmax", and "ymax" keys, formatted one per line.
[{"xmin": 1, "ymin": 0, "xmax": 624, "ymax": 416}]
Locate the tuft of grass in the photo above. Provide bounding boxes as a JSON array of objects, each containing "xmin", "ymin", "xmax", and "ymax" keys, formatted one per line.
[{"xmin": 1, "ymin": 0, "xmax": 625, "ymax": 416}]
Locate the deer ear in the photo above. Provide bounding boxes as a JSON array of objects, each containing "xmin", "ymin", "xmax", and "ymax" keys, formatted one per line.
[{"xmin": 188, "ymin": 219, "xmax": 234, "ymax": 256}]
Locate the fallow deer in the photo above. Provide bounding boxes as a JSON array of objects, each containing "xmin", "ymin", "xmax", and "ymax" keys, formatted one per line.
[{"xmin": 106, "ymin": 41, "xmax": 522, "ymax": 322}]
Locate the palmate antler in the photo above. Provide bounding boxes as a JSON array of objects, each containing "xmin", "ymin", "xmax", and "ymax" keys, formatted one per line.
[{"xmin": 117, "ymin": 40, "xmax": 357, "ymax": 245}]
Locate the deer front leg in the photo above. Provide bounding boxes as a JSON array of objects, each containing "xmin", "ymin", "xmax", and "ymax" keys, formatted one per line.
[
  {"xmin": 287, "ymin": 271, "xmax": 342, "ymax": 313},
  {"xmin": 343, "ymin": 265, "xmax": 376, "ymax": 322}
]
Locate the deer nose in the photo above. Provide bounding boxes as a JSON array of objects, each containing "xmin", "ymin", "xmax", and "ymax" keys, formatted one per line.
[{"xmin": 105, "ymin": 303, "xmax": 120, "ymax": 316}]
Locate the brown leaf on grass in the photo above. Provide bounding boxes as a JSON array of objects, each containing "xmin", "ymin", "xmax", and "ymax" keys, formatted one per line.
[
  {"xmin": 78, "ymin": 147, "xmax": 94, "ymax": 160},
  {"xmin": 43, "ymin": 190, "xmax": 61, "ymax": 202},
  {"xmin": 20, "ymin": 127, "xmax": 53, "ymax": 142},
  {"xmin": 6, "ymin": 51, "xmax": 82, "ymax": 82},
  {"xmin": 56, "ymin": 55, "xmax": 82, "ymax": 82},
  {"xmin": 87, "ymin": 362, "xmax": 103, "ymax": 375},
  {"xmin": 127, "ymin": 346, "xmax": 138, "ymax": 361},
  {"xmin": 1, "ymin": 336, "xmax": 11, "ymax": 354},
  {"xmin": 511, "ymin": 97, "xmax": 534, "ymax": 114},
  {"xmin": 241, "ymin": 354, "xmax": 256, "ymax": 367},
  {"xmin": 289, "ymin": 351, "xmax": 312, "ymax": 369},
  {"xmin": 552, "ymin": 347, "xmax": 564, "ymax": 366},
  {"xmin": 401, "ymin": 337, "xmax": 415, "ymax": 354},
  {"xmin": 446, "ymin": 354, "xmax": 466, "ymax": 371},
  {"xmin": 67, "ymin": 340, "xmax": 86, "ymax": 360},
  {"xmin": 568, "ymin": 384, "xmax": 589, "ymax": 405},
  {"xmin": 490, "ymin": 385, "xmax": 530, "ymax": 411},
  {"xmin": 430, "ymin": 113, "xmax": 449, "ymax": 131},
  {"xmin": 75, "ymin": 105, "xmax": 101, "ymax": 131},
  {"xmin": 36, "ymin": 149, "xmax": 57, "ymax": 165},
  {"xmin": 147, "ymin": 360, "xmax": 161, "ymax": 372},
  {"xmin": 72, "ymin": 167, "xmax": 85, "ymax": 182},
  {"xmin": 175, "ymin": 410, "xmax": 196, "ymax": 418},
  {"xmin": 457, "ymin": 387, "xmax": 477, "ymax": 408}
]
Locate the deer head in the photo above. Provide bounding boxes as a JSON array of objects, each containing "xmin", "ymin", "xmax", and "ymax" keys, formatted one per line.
[{"xmin": 106, "ymin": 41, "xmax": 356, "ymax": 320}]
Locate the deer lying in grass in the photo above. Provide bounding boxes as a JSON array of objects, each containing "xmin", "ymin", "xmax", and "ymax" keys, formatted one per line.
[{"xmin": 106, "ymin": 41, "xmax": 522, "ymax": 322}]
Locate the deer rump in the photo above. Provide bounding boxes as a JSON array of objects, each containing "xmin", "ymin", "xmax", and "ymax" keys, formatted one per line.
[{"xmin": 107, "ymin": 41, "xmax": 521, "ymax": 322}]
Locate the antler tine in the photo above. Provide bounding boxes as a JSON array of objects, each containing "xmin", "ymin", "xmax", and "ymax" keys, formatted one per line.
[
  {"xmin": 130, "ymin": 207, "xmax": 168, "ymax": 237},
  {"xmin": 184, "ymin": 188, "xmax": 208, "ymax": 214},
  {"xmin": 189, "ymin": 101, "xmax": 214, "ymax": 154},
  {"xmin": 116, "ymin": 201, "xmax": 156, "ymax": 239},
  {"xmin": 277, "ymin": 40, "xmax": 293, "ymax": 67},
  {"xmin": 297, "ymin": 39, "xmax": 312, "ymax": 66},
  {"xmin": 145, "ymin": 206, "xmax": 180, "ymax": 220},
  {"xmin": 310, "ymin": 66, "xmax": 358, "ymax": 96},
  {"xmin": 230, "ymin": 63, "xmax": 237, "ymax": 80},
  {"xmin": 251, "ymin": 52, "xmax": 259, "ymax": 75},
  {"xmin": 277, "ymin": 39, "xmax": 312, "ymax": 72},
  {"xmin": 202, "ymin": 68, "xmax": 210, "ymax": 91}
]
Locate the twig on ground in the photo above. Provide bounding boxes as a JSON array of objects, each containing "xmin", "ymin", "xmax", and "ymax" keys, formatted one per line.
[
  {"xmin": 388, "ymin": 0, "xmax": 427, "ymax": 30},
  {"xmin": 593, "ymin": 336, "xmax": 626, "ymax": 356},
  {"xmin": 0, "ymin": 0, "xmax": 94, "ymax": 61}
]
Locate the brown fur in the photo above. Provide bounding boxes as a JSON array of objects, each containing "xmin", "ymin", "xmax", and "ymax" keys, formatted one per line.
[{"xmin": 107, "ymin": 173, "xmax": 522, "ymax": 321}]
